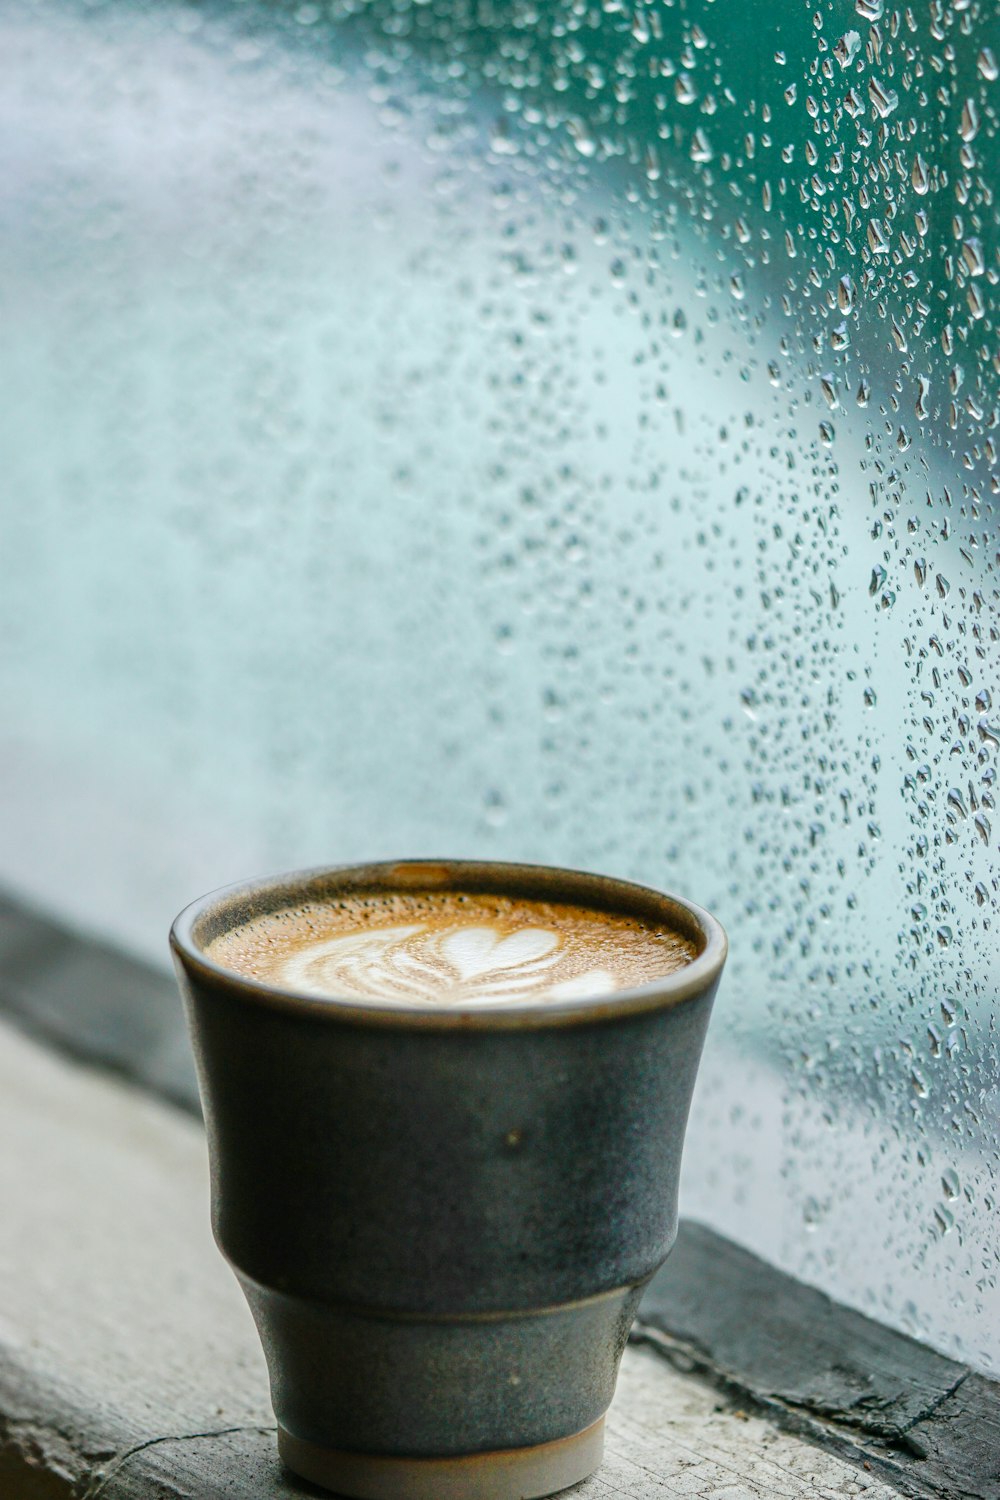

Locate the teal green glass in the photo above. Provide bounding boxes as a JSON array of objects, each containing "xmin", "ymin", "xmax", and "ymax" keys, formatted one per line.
[{"xmin": 1, "ymin": 0, "xmax": 997, "ymax": 1374}]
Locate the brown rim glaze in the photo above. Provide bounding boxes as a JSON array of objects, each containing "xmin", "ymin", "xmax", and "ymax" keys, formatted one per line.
[{"xmin": 170, "ymin": 859, "xmax": 727, "ymax": 1030}]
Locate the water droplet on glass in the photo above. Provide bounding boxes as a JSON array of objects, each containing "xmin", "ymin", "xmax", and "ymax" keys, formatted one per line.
[
  {"xmin": 690, "ymin": 128, "xmax": 713, "ymax": 163},
  {"xmin": 961, "ymin": 238, "xmax": 985, "ymax": 277},
  {"xmin": 946, "ymin": 789, "xmax": 968, "ymax": 820},
  {"xmin": 834, "ymin": 31, "xmax": 862, "ymax": 68},
  {"xmin": 915, "ymin": 377, "xmax": 930, "ymax": 420},
  {"xmin": 978, "ymin": 47, "xmax": 998, "ymax": 81},
  {"xmin": 631, "ymin": 9, "xmax": 650, "ymax": 43},
  {"xmin": 959, "ymin": 99, "xmax": 980, "ymax": 142},
  {"xmin": 483, "ymin": 789, "xmax": 509, "ymax": 828},
  {"xmin": 933, "ymin": 1205, "xmax": 954, "ymax": 1236},
  {"xmin": 675, "ymin": 72, "xmax": 697, "ymax": 105},
  {"xmin": 568, "ymin": 119, "xmax": 597, "ymax": 157},
  {"xmin": 867, "ymin": 220, "xmax": 890, "ymax": 255},
  {"xmin": 842, "ymin": 89, "xmax": 863, "ymax": 124},
  {"xmin": 802, "ymin": 1195, "xmax": 826, "ymax": 1230},
  {"xmin": 869, "ymin": 78, "xmax": 899, "ymax": 118}
]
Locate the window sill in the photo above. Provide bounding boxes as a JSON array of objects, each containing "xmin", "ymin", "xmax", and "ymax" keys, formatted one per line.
[{"xmin": 0, "ymin": 889, "xmax": 995, "ymax": 1500}]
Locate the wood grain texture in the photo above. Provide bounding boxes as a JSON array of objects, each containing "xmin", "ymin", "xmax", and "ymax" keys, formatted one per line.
[
  {"xmin": 897, "ymin": 1374, "xmax": 1000, "ymax": 1500},
  {"xmin": 0, "ymin": 1020, "xmax": 899, "ymax": 1500},
  {"xmin": 640, "ymin": 1223, "xmax": 966, "ymax": 1438},
  {"xmin": 638, "ymin": 1226, "xmax": 999, "ymax": 1498}
]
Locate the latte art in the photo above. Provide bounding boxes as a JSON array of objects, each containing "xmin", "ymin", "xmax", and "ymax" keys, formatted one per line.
[
  {"xmin": 280, "ymin": 923, "xmax": 620, "ymax": 1003},
  {"xmin": 209, "ymin": 891, "xmax": 695, "ymax": 1005}
]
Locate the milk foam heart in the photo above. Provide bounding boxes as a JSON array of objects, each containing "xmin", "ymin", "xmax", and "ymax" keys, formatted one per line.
[
  {"xmin": 208, "ymin": 890, "xmax": 695, "ymax": 1005},
  {"xmin": 443, "ymin": 926, "xmax": 558, "ymax": 980}
]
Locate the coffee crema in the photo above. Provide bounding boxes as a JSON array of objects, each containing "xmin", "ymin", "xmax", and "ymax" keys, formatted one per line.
[{"xmin": 207, "ymin": 890, "xmax": 696, "ymax": 1006}]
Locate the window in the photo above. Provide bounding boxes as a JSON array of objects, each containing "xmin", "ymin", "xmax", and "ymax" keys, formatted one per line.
[{"xmin": 2, "ymin": 0, "xmax": 997, "ymax": 1375}]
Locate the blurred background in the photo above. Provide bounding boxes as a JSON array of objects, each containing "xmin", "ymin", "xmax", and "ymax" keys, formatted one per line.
[{"xmin": 1, "ymin": 0, "xmax": 997, "ymax": 1371}]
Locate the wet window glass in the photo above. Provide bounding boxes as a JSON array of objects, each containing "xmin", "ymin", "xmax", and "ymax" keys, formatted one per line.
[{"xmin": 2, "ymin": 0, "xmax": 997, "ymax": 1371}]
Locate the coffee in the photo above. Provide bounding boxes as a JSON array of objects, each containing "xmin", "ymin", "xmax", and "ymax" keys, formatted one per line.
[
  {"xmin": 174, "ymin": 860, "xmax": 724, "ymax": 1496},
  {"xmin": 207, "ymin": 890, "xmax": 695, "ymax": 1005}
]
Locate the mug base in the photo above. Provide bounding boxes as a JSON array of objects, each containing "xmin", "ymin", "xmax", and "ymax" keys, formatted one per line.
[{"xmin": 277, "ymin": 1414, "xmax": 605, "ymax": 1499}]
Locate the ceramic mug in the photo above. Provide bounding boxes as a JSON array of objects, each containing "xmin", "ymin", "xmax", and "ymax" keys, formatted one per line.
[{"xmin": 170, "ymin": 859, "xmax": 726, "ymax": 1500}]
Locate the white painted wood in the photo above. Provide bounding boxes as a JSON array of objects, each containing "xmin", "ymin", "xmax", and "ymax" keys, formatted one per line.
[{"xmin": 0, "ymin": 1021, "xmax": 897, "ymax": 1498}]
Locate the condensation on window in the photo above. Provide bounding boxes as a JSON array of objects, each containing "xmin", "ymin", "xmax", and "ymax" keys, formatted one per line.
[{"xmin": 1, "ymin": 0, "xmax": 996, "ymax": 1370}]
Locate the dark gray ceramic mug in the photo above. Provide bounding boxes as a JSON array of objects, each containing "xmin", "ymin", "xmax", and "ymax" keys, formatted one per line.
[{"xmin": 170, "ymin": 860, "xmax": 726, "ymax": 1500}]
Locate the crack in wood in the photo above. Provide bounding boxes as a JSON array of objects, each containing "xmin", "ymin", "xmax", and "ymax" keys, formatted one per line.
[
  {"xmin": 81, "ymin": 1426, "xmax": 278, "ymax": 1499},
  {"xmin": 778, "ymin": 1367, "xmax": 972, "ymax": 1445}
]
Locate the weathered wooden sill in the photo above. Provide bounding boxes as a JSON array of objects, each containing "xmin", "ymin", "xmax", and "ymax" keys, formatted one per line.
[{"xmin": 0, "ymin": 890, "xmax": 995, "ymax": 1500}]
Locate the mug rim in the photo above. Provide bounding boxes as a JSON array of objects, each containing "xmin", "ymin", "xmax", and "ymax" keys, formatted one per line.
[{"xmin": 170, "ymin": 858, "xmax": 727, "ymax": 1030}]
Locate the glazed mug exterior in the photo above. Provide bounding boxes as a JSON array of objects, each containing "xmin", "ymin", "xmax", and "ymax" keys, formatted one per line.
[{"xmin": 170, "ymin": 859, "xmax": 726, "ymax": 1499}]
